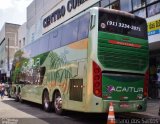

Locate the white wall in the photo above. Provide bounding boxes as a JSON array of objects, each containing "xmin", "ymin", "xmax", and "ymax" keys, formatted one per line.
[{"xmin": 18, "ymin": 22, "xmax": 27, "ymax": 48}]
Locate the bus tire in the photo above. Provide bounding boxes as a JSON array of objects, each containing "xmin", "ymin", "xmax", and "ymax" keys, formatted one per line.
[
  {"xmin": 7, "ymin": 88, "xmax": 11, "ymax": 98},
  {"xmin": 53, "ymin": 91, "xmax": 63, "ymax": 115},
  {"xmin": 14, "ymin": 92, "xmax": 19, "ymax": 102},
  {"xmin": 15, "ymin": 94, "xmax": 19, "ymax": 102},
  {"xmin": 17, "ymin": 88, "xmax": 23, "ymax": 103},
  {"xmin": 42, "ymin": 90, "xmax": 51, "ymax": 112},
  {"xmin": 8, "ymin": 94, "xmax": 11, "ymax": 98},
  {"xmin": 19, "ymin": 93, "xmax": 23, "ymax": 103}
]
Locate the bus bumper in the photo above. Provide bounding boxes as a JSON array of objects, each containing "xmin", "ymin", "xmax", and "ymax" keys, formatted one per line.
[{"xmin": 103, "ymin": 98, "xmax": 147, "ymax": 113}]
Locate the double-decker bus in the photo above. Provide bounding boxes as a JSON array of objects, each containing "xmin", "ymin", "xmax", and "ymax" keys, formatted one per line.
[{"xmin": 10, "ymin": 7, "xmax": 149, "ymax": 114}]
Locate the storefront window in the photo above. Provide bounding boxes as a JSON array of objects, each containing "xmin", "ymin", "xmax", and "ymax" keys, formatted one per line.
[
  {"xmin": 147, "ymin": 0, "xmax": 158, "ymax": 5},
  {"xmin": 91, "ymin": 2, "xmax": 100, "ymax": 7},
  {"xmin": 147, "ymin": 2, "xmax": 160, "ymax": 17},
  {"xmin": 110, "ymin": 1, "xmax": 120, "ymax": 10},
  {"xmin": 133, "ymin": 0, "xmax": 146, "ymax": 10},
  {"xmin": 134, "ymin": 9, "xmax": 146, "ymax": 18},
  {"xmin": 110, "ymin": 0, "xmax": 117, "ymax": 3},
  {"xmin": 120, "ymin": 0, "xmax": 132, "ymax": 12},
  {"xmin": 101, "ymin": 0, "xmax": 109, "ymax": 7},
  {"xmin": 105, "ymin": 6, "xmax": 110, "ymax": 9}
]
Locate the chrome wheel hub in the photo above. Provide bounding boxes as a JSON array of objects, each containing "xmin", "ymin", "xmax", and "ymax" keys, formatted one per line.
[{"xmin": 55, "ymin": 96, "xmax": 62, "ymax": 110}]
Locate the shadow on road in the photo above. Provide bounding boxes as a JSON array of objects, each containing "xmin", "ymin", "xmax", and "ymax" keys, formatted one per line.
[{"xmin": 1, "ymin": 98, "xmax": 107, "ymax": 124}]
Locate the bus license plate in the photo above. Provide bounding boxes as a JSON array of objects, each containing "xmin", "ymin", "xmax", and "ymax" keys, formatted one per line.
[{"xmin": 120, "ymin": 103, "xmax": 130, "ymax": 108}]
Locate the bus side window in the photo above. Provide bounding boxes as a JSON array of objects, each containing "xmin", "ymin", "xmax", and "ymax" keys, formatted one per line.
[
  {"xmin": 78, "ymin": 13, "xmax": 90, "ymax": 40},
  {"xmin": 40, "ymin": 35, "xmax": 49, "ymax": 54},
  {"xmin": 48, "ymin": 28, "xmax": 61, "ymax": 51},
  {"xmin": 39, "ymin": 67, "xmax": 46, "ymax": 85},
  {"xmin": 61, "ymin": 19, "xmax": 79, "ymax": 46}
]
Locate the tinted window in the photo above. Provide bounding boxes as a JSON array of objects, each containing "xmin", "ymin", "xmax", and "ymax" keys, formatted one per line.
[
  {"xmin": 134, "ymin": 9, "xmax": 146, "ymax": 18},
  {"xmin": 147, "ymin": 2, "xmax": 160, "ymax": 17},
  {"xmin": 78, "ymin": 13, "xmax": 90, "ymax": 40},
  {"xmin": 110, "ymin": 1, "xmax": 120, "ymax": 10},
  {"xmin": 49, "ymin": 27, "xmax": 61, "ymax": 50},
  {"xmin": 98, "ymin": 9, "xmax": 147, "ymax": 39},
  {"xmin": 147, "ymin": 0, "xmax": 158, "ymax": 4},
  {"xmin": 101, "ymin": 0, "xmax": 109, "ymax": 7},
  {"xmin": 110, "ymin": 0, "xmax": 116, "ymax": 3},
  {"xmin": 24, "ymin": 45, "xmax": 32, "ymax": 58},
  {"xmin": 133, "ymin": 0, "xmax": 145, "ymax": 10},
  {"xmin": 61, "ymin": 19, "xmax": 79, "ymax": 46},
  {"xmin": 22, "ymin": 13, "xmax": 90, "ymax": 56},
  {"xmin": 40, "ymin": 35, "xmax": 49, "ymax": 54},
  {"xmin": 31, "ymin": 41, "xmax": 40, "ymax": 57},
  {"xmin": 29, "ymin": 34, "xmax": 49, "ymax": 57},
  {"xmin": 120, "ymin": 0, "xmax": 132, "ymax": 12}
]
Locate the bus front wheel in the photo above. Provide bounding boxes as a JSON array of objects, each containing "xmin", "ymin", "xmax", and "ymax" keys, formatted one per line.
[
  {"xmin": 42, "ymin": 90, "xmax": 51, "ymax": 112},
  {"xmin": 54, "ymin": 91, "xmax": 63, "ymax": 115}
]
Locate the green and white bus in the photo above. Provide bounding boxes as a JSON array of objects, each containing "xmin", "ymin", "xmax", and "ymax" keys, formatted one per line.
[{"xmin": 10, "ymin": 7, "xmax": 149, "ymax": 114}]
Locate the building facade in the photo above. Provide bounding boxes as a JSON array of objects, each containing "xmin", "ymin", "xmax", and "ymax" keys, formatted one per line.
[
  {"xmin": 0, "ymin": 23, "xmax": 20, "ymax": 82},
  {"xmin": 25, "ymin": 0, "xmax": 159, "ymax": 98},
  {"xmin": 26, "ymin": 0, "xmax": 101, "ymax": 45},
  {"xmin": 18, "ymin": 22, "xmax": 27, "ymax": 49}
]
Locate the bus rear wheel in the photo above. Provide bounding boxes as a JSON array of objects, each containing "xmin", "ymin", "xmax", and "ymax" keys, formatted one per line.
[
  {"xmin": 15, "ymin": 92, "xmax": 19, "ymax": 102},
  {"xmin": 54, "ymin": 91, "xmax": 63, "ymax": 115},
  {"xmin": 17, "ymin": 88, "xmax": 23, "ymax": 103},
  {"xmin": 18, "ymin": 92, "xmax": 23, "ymax": 103},
  {"xmin": 42, "ymin": 90, "xmax": 51, "ymax": 112}
]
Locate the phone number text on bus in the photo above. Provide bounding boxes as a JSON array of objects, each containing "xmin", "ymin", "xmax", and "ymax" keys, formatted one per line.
[{"xmin": 106, "ymin": 20, "xmax": 141, "ymax": 31}]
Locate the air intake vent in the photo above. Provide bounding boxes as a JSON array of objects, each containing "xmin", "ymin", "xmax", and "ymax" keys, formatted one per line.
[{"xmin": 69, "ymin": 79, "xmax": 83, "ymax": 101}]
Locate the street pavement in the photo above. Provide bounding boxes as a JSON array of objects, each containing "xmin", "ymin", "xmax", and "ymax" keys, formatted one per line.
[
  {"xmin": 134, "ymin": 98, "xmax": 160, "ymax": 118},
  {"xmin": 116, "ymin": 98, "xmax": 160, "ymax": 123},
  {"xmin": 0, "ymin": 96, "xmax": 106, "ymax": 124},
  {"xmin": 0, "ymin": 96, "xmax": 160, "ymax": 124}
]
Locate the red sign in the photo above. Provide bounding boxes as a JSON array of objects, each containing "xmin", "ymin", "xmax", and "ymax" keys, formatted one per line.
[{"xmin": 108, "ymin": 40, "xmax": 141, "ymax": 48}]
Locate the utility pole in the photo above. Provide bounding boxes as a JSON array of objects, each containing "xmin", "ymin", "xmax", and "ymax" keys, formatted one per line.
[
  {"xmin": 7, "ymin": 38, "xmax": 10, "ymax": 94},
  {"xmin": 7, "ymin": 38, "xmax": 10, "ymax": 83},
  {"xmin": 8, "ymin": 38, "xmax": 10, "ymax": 71}
]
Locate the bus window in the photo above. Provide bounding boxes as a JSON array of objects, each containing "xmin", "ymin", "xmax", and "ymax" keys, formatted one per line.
[
  {"xmin": 49, "ymin": 27, "xmax": 61, "ymax": 51},
  {"xmin": 40, "ymin": 35, "xmax": 49, "ymax": 54},
  {"xmin": 98, "ymin": 9, "xmax": 147, "ymax": 39},
  {"xmin": 78, "ymin": 13, "xmax": 90, "ymax": 40},
  {"xmin": 61, "ymin": 19, "xmax": 79, "ymax": 46},
  {"xmin": 31, "ymin": 41, "xmax": 39, "ymax": 57},
  {"xmin": 24, "ymin": 45, "xmax": 31, "ymax": 58}
]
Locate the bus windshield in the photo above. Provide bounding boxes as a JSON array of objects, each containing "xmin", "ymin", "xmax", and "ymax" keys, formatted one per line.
[{"xmin": 98, "ymin": 9, "xmax": 147, "ymax": 39}]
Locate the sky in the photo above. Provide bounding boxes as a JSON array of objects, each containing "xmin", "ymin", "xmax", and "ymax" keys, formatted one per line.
[{"xmin": 0, "ymin": 0, "xmax": 33, "ymax": 30}]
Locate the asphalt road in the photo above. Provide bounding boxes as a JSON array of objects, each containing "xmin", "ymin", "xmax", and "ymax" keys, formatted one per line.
[
  {"xmin": 0, "ymin": 96, "xmax": 106, "ymax": 124},
  {"xmin": 1, "ymin": 96, "xmax": 159, "ymax": 124}
]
